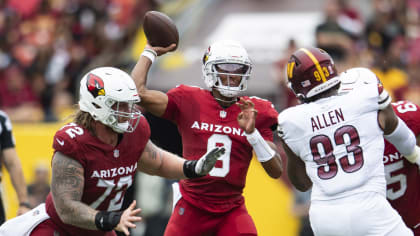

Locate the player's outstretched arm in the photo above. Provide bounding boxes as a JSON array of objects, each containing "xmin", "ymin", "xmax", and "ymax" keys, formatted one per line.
[
  {"xmin": 51, "ymin": 152, "xmax": 141, "ymax": 234},
  {"xmin": 237, "ymin": 98, "xmax": 283, "ymax": 178},
  {"xmin": 280, "ymin": 140, "xmax": 312, "ymax": 192},
  {"xmin": 379, "ymin": 104, "xmax": 420, "ymax": 167},
  {"xmin": 138, "ymin": 140, "xmax": 225, "ymax": 179},
  {"xmin": 130, "ymin": 43, "xmax": 176, "ymax": 117}
]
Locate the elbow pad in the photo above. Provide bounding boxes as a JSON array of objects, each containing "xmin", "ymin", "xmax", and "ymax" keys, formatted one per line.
[{"xmin": 384, "ymin": 117, "xmax": 417, "ymax": 163}]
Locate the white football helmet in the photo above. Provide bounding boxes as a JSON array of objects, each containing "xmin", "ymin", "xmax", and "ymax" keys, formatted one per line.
[
  {"xmin": 78, "ymin": 67, "xmax": 141, "ymax": 133},
  {"xmin": 202, "ymin": 40, "xmax": 252, "ymax": 97}
]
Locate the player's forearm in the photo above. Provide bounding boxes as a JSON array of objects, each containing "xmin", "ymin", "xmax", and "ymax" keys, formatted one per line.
[
  {"xmin": 55, "ymin": 199, "xmax": 98, "ymax": 230},
  {"xmin": 131, "ymin": 54, "xmax": 153, "ymax": 94},
  {"xmin": 139, "ymin": 141, "xmax": 186, "ymax": 179},
  {"xmin": 157, "ymin": 151, "xmax": 186, "ymax": 179},
  {"xmin": 261, "ymin": 153, "xmax": 283, "ymax": 179},
  {"xmin": 288, "ymin": 169, "xmax": 312, "ymax": 192}
]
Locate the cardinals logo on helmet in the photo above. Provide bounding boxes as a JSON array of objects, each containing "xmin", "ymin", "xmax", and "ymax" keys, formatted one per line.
[{"xmin": 87, "ymin": 73, "xmax": 105, "ymax": 98}]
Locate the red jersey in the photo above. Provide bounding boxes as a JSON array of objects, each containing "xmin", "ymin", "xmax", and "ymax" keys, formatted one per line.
[
  {"xmin": 163, "ymin": 85, "xmax": 278, "ymax": 213},
  {"xmin": 384, "ymin": 101, "xmax": 420, "ymax": 231},
  {"xmin": 45, "ymin": 117, "xmax": 150, "ymax": 236}
]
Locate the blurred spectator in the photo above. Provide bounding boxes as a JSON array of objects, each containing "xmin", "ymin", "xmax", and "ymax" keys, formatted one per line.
[
  {"xmin": 365, "ymin": 0, "xmax": 405, "ymax": 54},
  {"xmin": 292, "ymin": 188, "xmax": 314, "ymax": 236},
  {"xmin": 0, "ymin": 63, "xmax": 43, "ymax": 122},
  {"xmin": 27, "ymin": 163, "xmax": 50, "ymax": 208},
  {"xmin": 315, "ymin": 0, "xmax": 359, "ymax": 63},
  {"xmin": 0, "ymin": 0, "xmax": 154, "ymax": 122},
  {"xmin": 371, "ymin": 38, "xmax": 409, "ymax": 101},
  {"xmin": 272, "ymin": 38, "xmax": 299, "ymax": 111}
]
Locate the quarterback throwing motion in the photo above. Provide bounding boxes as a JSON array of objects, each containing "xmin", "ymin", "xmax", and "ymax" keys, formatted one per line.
[{"xmin": 132, "ymin": 40, "xmax": 283, "ymax": 235}]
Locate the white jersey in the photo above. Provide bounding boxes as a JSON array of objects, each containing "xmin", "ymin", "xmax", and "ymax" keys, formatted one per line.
[{"xmin": 278, "ymin": 82, "xmax": 387, "ymax": 201}]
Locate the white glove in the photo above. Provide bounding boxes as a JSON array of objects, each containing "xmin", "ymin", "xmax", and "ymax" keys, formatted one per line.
[
  {"xmin": 195, "ymin": 147, "xmax": 225, "ymax": 175},
  {"xmin": 183, "ymin": 147, "xmax": 225, "ymax": 178}
]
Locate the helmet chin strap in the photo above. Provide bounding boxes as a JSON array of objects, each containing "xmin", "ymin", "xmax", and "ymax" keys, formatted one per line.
[
  {"xmin": 212, "ymin": 89, "xmax": 238, "ymax": 106},
  {"xmin": 213, "ymin": 96, "xmax": 238, "ymax": 104}
]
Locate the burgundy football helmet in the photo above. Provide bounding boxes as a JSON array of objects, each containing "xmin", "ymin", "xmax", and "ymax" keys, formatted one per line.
[{"xmin": 286, "ymin": 47, "xmax": 340, "ymax": 101}]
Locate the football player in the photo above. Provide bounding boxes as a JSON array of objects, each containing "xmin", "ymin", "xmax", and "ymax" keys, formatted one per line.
[
  {"xmin": 277, "ymin": 47, "xmax": 417, "ymax": 236},
  {"xmin": 339, "ymin": 68, "xmax": 420, "ymax": 235},
  {"xmin": 132, "ymin": 40, "xmax": 283, "ymax": 235},
  {"xmin": 0, "ymin": 67, "xmax": 225, "ymax": 236}
]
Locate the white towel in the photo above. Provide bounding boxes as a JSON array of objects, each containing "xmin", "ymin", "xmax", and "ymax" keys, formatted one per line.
[
  {"xmin": 0, "ymin": 203, "xmax": 49, "ymax": 236},
  {"xmin": 171, "ymin": 182, "xmax": 182, "ymax": 211}
]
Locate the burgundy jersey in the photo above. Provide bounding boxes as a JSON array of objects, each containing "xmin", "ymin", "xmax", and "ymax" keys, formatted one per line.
[
  {"xmin": 384, "ymin": 101, "xmax": 420, "ymax": 230},
  {"xmin": 163, "ymin": 85, "xmax": 278, "ymax": 213},
  {"xmin": 45, "ymin": 117, "xmax": 150, "ymax": 236}
]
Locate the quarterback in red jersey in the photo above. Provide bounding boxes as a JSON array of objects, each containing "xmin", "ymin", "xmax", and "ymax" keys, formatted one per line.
[
  {"xmin": 132, "ymin": 40, "xmax": 283, "ymax": 235},
  {"xmin": 0, "ymin": 67, "xmax": 224, "ymax": 236},
  {"xmin": 384, "ymin": 101, "xmax": 420, "ymax": 235}
]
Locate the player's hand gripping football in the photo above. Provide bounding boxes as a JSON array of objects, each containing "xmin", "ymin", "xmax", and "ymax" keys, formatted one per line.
[
  {"xmin": 195, "ymin": 147, "xmax": 226, "ymax": 175},
  {"xmin": 115, "ymin": 200, "xmax": 142, "ymax": 235},
  {"xmin": 145, "ymin": 43, "xmax": 177, "ymax": 56},
  {"xmin": 237, "ymin": 98, "xmax": 258, "ymax": 134}
]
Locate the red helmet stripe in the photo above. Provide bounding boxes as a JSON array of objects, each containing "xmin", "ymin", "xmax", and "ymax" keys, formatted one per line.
[{"xmin": 300, "ymin": 48, "xmax": 327, "ymax": 82}]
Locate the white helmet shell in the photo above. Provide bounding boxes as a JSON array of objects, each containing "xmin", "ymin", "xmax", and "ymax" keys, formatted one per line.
[
  {"xmin": 202, "ymin": 40, "xmax": 252, "ymax": 97},
  {"xmin": 78, "ymin": 67, "xmax": 141, "ymax": 133}
]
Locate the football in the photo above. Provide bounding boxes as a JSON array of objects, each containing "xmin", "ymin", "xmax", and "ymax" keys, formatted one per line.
[{"xmin": 143, "ymin": 11, "xmax": 179, "ymax": 49}]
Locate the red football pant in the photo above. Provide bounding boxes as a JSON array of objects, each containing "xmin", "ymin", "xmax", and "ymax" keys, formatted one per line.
[
  {"xmin": 164, "ymin": 197, "xmax": 257, "ymax": 236},
  {"xmin": 30, "ymin": 219, "xmax": 66, "ymax": 236},
  {"xmin": 30, "ymin": 218, "xmax": 118, "ymax": 236}
]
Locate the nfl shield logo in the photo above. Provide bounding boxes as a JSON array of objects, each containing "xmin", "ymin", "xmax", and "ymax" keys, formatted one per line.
[
  {"xmin": 113, "ymin": 149, "xmax": 120, "ymax": 158},
  {"xmin": 220, "ymin": 110, "xmax": 227, "ymax": 118}
]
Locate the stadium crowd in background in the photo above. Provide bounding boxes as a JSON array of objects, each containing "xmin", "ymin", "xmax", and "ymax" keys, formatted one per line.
[
  {"xmin": 0, "ymin": 0, "xmax": 157, "ymax": 122},
  {"xmin": 274, "ymin": 0, "xmax": 420, "ymax": 110}
]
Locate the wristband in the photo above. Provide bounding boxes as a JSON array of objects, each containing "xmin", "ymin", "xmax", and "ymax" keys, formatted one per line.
[
  {"xmin": 183, "ymin": 160, "xmax": 202, "ymax": 179},
  {"xmin": 19, "ymin": 202, "xmax": 31, "ymax": 208},
  {"xmin": 141, "ymin": 49, "xmax": 157, "ymax": 63},
  {"xmin": 246, "ymin": 129, "xmax": 275, "ymax": 162},
  {"xmin": 95, "ymin": 211, "xmax": 122, "ymax": 231}
]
